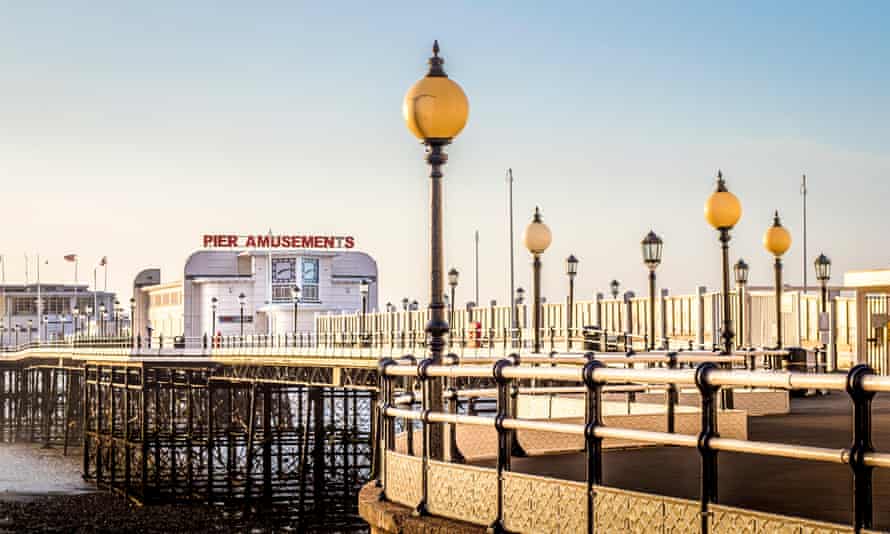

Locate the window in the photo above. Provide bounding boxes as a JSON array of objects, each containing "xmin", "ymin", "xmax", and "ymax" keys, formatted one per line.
[{"xmin": 301, "ymin": 258, "xmax": 320, "ymax": 302}]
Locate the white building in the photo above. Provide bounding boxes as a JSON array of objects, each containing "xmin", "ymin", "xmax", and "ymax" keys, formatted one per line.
[
  {"xmin": 133, "ymin": 248, "xmax": 378, "ymax": 339},
  {"xmin": 0, "ymin": 284, "xmax": 118, "ymax": 345}
]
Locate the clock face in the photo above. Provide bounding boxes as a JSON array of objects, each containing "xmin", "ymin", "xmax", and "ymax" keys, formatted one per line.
[
  {"xmin": 272, "ymin": 258, "xmax": 296, "ymax": 283},
  {"xmin": 301, "ymin": 258, "xmax": 319, "ymax": 283}
]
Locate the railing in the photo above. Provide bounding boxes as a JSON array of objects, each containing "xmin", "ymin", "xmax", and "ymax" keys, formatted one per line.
[{"xmin": 376, "ymin": 353, "xmax": 888, "ymax": 533}]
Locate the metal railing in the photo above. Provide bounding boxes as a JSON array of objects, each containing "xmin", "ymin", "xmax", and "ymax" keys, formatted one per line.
[{"xmin": 376, "ymin": 353, "xmax": 888, "ymax": 533}]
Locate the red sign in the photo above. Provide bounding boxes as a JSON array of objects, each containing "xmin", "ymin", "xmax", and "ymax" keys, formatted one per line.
[{"xmin": 203, "ymin": 234, "xmax": 355, "ymax": 249}]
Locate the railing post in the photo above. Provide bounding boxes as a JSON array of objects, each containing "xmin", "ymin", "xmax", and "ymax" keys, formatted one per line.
[
  {"xmin": 666, "ymin": 351, "xmax": 678, "ymax": 433},
  {"xmin": 490, "ymin": 358, "xmax": 513, "ymax": 534},
  {"xmin": 446, "ymin": 353, "xmax": 464, "ymax": 463},
  {"xmin": 695, "ymin": 362, "xmax": 719, "ymax": 534},
  {"xmin": 413, "ymin": 358, "xmax": 433, "ymax": 517},
  {"xmin": 582, "ymin": 356, "xmax": 605, "ymax": 534},
  {"xmin": 509, "ymin": 353, "xmax": 527, "ymax": 458},
  {"xmin": 847, "ymin": 364, "xmax": 875, "ymax": 533},
  {"xmin": 376, "ymin": 358, "xmax": 396, "ymax": 492}
]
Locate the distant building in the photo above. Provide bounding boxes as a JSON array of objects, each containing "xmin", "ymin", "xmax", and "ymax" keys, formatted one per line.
[
  {"xmin": 133, "ymin": 247, "xmax": 378, "ymax": 340},
  {"xmin": 0, "ymin": 284, "xmax": 118, "ymax": 345}
]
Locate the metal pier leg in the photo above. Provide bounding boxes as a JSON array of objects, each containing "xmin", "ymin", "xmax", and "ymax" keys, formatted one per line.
[
  {"xmin": 207, "ymin": 379, "xmax": 214, "ymax": 503},
  {"xmin": 262, "ymin": 383, "xmax": 273, "ymax": 505},
  {"xmin": 244, "ymin": 384, "xmax": 258, "ymax": 504}
]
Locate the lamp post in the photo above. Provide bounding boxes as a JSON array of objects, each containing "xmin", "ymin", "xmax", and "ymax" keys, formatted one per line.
[
  {"xmin": 42, "ymin": 315, "xmax": 48, "ymax": 342},
  {"xmin": 14, "ymin": 324, "xmax": 19, "ymax": 346},
  {"xmin": 448, "ymin": 268, "xmax": 458, "ymax": 346},
  {"xmin": 129, "ymin": 298, "xmax": 135, "ymax": 343},
  {"xmin": 524, "ymin": 207, "xmax": 552, "ymax": 353},
  {"xmin": 210, "ymin": 296, "xmax": 218, "ymax": 338},
  {"xmin": 359, "ymin": 280, "xmax": 369, "ymax": 345},
  {"xmin": 403, "ymin": 41, "xmax": 469, "ymax": 461},
  {"xmin": 565, "ymin": 255, "xmax": 578, "ymax": 350},
  {"xmin": 815, "ymin": 253, "xmax": 831, "ymax": 314},
  {"xmin": 705, "ymin": 170, "xmax": 743, "ymax": 355},
  {"xmin": 238, "ymin": 292, "xmax": 247, "ymax": 339},
  {"xmin": 73, "ymin": 306, "xmax": 79, "ymax": 338},
  {"xmin": 641, "ymin": 231, "xmax": 663, "ymax": 350},
  {"xmin": 27, "ymin": 319, "xmax": 32, "ymax": 344},
  {"xmin": 99, "ymin": 304, "xmax": 106, "ymax": 337},
  {"xmin": 734, "ymin": 259, "xmax": 749, "ymax": 349},
  {"xmin": 814, "ymin": 253, "xmax": 832, "ymax": 372},
  {"xmin": 114, "ymin": 299, "xmax": 120, "ymax": 336},
  {"xmin": 610, "ymin": 279, "xmax": 620, "ymax": 299},
  {"xmin": 291, "ymin": 286, "xmax": 301, "ymax": 336},
  {"xmin": 86, "ymin": 306, "xmax": 92, "ymax": 336},
  {"xmin": 763, "ymin": 211, "xmax": 792, "ymax": 348}
]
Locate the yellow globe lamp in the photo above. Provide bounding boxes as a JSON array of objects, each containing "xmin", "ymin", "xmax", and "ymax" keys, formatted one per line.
[
  {"xmin": 704, "ymin": 170, "xmax": 742, "ymax": 230},
  {"xmin": 523, "ymin": 207, "xmax": 552, "ymax": 256},
  {"xmin": 402, "ymin": 41, "xmax": 469, "ymax": 141},
  {"xmin": 763, "ymin": 211, "xmax": 792, "ymax": 257}
]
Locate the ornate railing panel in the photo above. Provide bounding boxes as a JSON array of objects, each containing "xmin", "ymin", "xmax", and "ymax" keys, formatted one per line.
[
  {"xmin": 503, "ymin": 471, "xmax": 585, "ymax": 533},
  {"xmin": 427, "ymin": 460, "xmax": 497, "ymax": 525},
  {"xmin": 383, "ymin": 451, "xmax": 422, "ymax": 509}
]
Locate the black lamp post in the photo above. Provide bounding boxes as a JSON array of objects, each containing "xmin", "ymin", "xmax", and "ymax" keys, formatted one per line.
[
  {"xmin": 705, "ymin": 171, "xmax": 743, "ymax": 355},
  {"xmin": 42, "ymin": 315, "xmax": 48, "ymax": 342},
  {"xmin": 524, "ymin": 208, "xmax": 552, "ymax": 354},
  {"xmin": 210, "ymin": 296, "xmax": 218, "ymax": 338},
  {"xmin": 291, "ymin": 286, "xmax": 300, "ymax": 336},
  {"xmin": 565, "ymin": 255, "xmax": 578, "ymax": 349},
  {"xmin": 238, "ymin": 292, "xmax": 247, "ymax": 338},
  {"xmin": 734, "ymin": 259, "xmax": 749, "ymax": 349},
  {"xmin": 114, "ymin": 299, "xmax": 120, "ymax": 336},
  {"xmin": 73, "ymin": 306, "xmax": 79, "ymax": 338},
  {"xmin": 610, "ymin": 279, "xmax": 620, "ymax": 299},
  {"xmin": 641, "ymin": 231, "xmax": 663, "ymax": 350},
  {"xmin": 129, "ymin": 298, "xmax": 135, "ymax": 343},
  {"xmin": 27, "ymin": 319, "xmax": 32, "ymax": 344},
  {"xmin": 359, "ymin": 280, "xmax": 369, "ymax": 345},
  {"xmin": 448, "ymin": 268, "xmax": 458, "ymax": 346},
  {"xmin": 86, "ymin": 306, "xmax": 92, "ymax": 336},
  {"xmin": 764, "ymin": 211, "xmax": 792, "ymax": 348},
  {"xmin": 815, "ymin": 253, "xmax": 831, "ymax": 313},
  {"xmin": 14, "ymin": 324, "xmax": 19, "ymax": 346},
  {"xmin": 403, "ymin": 42, "xmax": 469, "ymax": 461}
]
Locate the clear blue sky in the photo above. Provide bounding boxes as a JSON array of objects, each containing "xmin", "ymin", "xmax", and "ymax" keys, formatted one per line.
[{"xmin": 1, "ymin": 1, "xmax": 888, "ymax": 307}]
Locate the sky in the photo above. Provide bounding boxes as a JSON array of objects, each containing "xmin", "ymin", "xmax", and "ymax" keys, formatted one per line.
[{"xmin": 0, "ymin": 1, "xmax": 888, "ymax": 309}]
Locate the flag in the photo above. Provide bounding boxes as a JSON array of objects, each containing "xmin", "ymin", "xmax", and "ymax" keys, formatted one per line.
[
  {"xmin": 64, "ymin": 254, "xmax": 77, "ymax": 262},
  {"xmin": 99, "ymin": 256, "xmax": 107, "ymax": 266}
]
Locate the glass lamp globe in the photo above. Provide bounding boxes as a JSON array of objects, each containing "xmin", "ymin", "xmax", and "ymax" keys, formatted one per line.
[
  {"xmin": 523, "ymin": 207, "xmax": 552, "ymax": 255},
  {"xmin": 402, "ymin": 41, "xmax": 469, "ymax": 141},
  {"xmin": 704, "ymin": 171, "xmax": 742, "ymax": 230},
  {"xmin": 763, "ymin": 211, "xmax": 792, "ymax": 257}
]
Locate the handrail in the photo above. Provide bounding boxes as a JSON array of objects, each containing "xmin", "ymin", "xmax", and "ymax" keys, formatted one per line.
[{"xmin": 376, "ymin": 359, "xmax": 885, "ymax": 532}]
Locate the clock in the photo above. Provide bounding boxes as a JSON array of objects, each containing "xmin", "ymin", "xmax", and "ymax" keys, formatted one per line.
[{"xmin": 271, "ymin": 258, "xmax": 296, "ymax": 283}]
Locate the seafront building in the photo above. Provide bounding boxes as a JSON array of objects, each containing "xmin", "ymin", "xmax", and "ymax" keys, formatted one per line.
[
  {"xmin": 132, "ymin": 246, "xmax": 378, "ymax": 339},
  {"xmin": 0, "ymin": 283, "xmax": 118, "ymax": 345}
]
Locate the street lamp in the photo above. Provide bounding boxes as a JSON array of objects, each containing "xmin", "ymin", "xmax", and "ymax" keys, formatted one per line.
[
  {"xmin": 99, "ymin": 304, "xmax": 107, "ymax": 337},
  {"xmin": 523, "ymin": 207, "xmax": 552, "ymax": 353},
  {"xmin": 815, "ymin": 253, "xmax": 831, "ymax": 314},
  {"xmin": 641, "ymin": 231, "xmax": 663, "ymax": 350},
  {"xmin": 86, "ymin": 306, "xmax": 92, "ymax": 336},
  {"xmin": 129, "ymin": 298, "xmax": 135, "ymax": 341},
  {"xmin": 27, "ymin": 319, "xmax": 33, "ymax": 344},
  {"xmin": 14, "ymin": 324, "xmax": 19, "ymax": 346},
  {"xmin": 565, "ymin": 255, "xmax": 578, "ymax": 349},
  {"xmin": 448, "ymin": 268, "xmax": 459, "ymax": 345},
  {"xmin": 763, "ymin": 211, "xmax": 792, "ymax": 348},
  {"xmin": 401, "ymin": 297, "xmax": 409, "ymax": 312},
  {"xmin": 403, "ymin": 41, "xmax": 469, "ymax": 462},
  {"xmin": 610, "ymin": 279, "xmax": 620, "ymax": 299},
  {"xmin": 73, "ymin": 306, "xmax": 79, "ymax": 337},
  {"xmin": 238, "ymin": 292, "xmax": 247, "ymax": 338},
  {"xmin": 359, "ymin": 280, "xmax": 369, "ymax": 344},
  {"xmin": 290, "ymin": 286, "xmax": 300, "ymax": 336},
  {"xmin": 211, "ymin": 296, "xmax": 218, "ymax": 337},
  {"xmin": 734, "ymin": 259, "xmax": 749, "ymax": 349},
  {"xmin": 42, "ymin": 315, "xmax": 48, "ymax": 342},
  {"xmin": 705, "ymin": 170, "xmax": 742, "ymax": 355}
]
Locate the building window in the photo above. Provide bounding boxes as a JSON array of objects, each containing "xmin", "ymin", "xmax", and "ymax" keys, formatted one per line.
[{"xmin": 301, "ymin": 258, "xmax": 320, "ymax": 302}]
